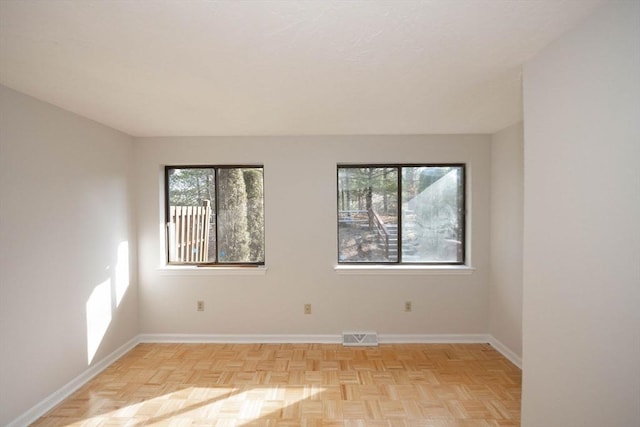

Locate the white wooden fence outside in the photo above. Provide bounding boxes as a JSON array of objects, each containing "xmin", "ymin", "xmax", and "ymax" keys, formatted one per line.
[{"xmin": 168, "ymin": 200, "xmax": 212, "ymax": 263}]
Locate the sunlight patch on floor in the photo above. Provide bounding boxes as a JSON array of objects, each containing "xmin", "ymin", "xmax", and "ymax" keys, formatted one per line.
[{"xmin": 58, "ymin": 386, "xmax": 325, "ymax": 426}]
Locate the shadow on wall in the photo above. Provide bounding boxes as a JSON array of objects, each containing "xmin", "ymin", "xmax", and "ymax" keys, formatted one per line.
[{"xmin": 86, "ymin": 241, "xmax": 130, "ymax": 364}]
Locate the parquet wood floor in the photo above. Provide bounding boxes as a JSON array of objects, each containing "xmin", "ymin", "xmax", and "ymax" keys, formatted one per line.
[{"xmin": 32, "ymin": 343, "xmax": 521, "ymax": 426}]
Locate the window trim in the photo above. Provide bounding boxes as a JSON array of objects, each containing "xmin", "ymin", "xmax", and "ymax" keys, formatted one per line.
[
  {"xmin": 334, "ymin": 264, "xmax": 475, "ymax": 275},
  {"xmin": 164, "ymin": 164, "xmax": 265, "ymax": 267},
  {"xmin": 336, "ymin": 163, "xmax": 466, "ymax": 266}
]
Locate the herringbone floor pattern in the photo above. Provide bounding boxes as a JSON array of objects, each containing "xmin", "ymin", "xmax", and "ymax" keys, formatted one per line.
[{"xmin": 32, "ymin": 343, "xmax": 521, "ymax": 426}]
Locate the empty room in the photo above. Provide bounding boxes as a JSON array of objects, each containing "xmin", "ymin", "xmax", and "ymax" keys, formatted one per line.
[{"xmin": 0, "ymin": 1, "xmax": 638, "ymax": 426}]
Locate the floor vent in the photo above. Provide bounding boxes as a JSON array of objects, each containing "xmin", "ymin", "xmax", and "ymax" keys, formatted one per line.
[{"xmin": 342, "ymin": 332, "xmax": 378, "ymax": 347}]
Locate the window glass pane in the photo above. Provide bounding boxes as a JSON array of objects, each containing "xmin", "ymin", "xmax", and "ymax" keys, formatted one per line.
[
  {"xmin": 167, "ymin": 168, "xmax": 216, "ymax": 263},
  {"xmin": 242, "ymin": 168, "xmax": 265, "ymax": 263},
  {"xmin": 402, "ymin": 166, "xmax": 464, "ymax": 263},
  {"xmin": 338, "ymin": 167, "xmax": 398, "ymax": 262},
  {"xmin": 217, "ymin": 168, "xmax": 265, "ymax": 263}
]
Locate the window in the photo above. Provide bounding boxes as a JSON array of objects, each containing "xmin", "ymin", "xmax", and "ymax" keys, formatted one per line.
[
  {"xmin": 337, "ymin": 164, "xmax": 465, "ymax": 264},
  {"xmin": 165, "ymin": 166, "xmax": 264, "ymax": 266}
]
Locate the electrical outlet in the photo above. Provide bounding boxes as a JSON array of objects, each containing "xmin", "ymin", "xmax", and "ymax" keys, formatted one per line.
[
  {"xmin": 304, "ymin": 304, "xmax": 312, "ymax": 315},
  {"xmin": 405, "ymin": 301, "xmax": 412, "ymax": 312},
  {"xmin": 197, "ymin": 300, "xmax": 205, "ymax": 311}
]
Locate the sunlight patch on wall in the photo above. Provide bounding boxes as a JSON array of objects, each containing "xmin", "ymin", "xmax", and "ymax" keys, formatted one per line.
[
  {"xmin": 86, "ymin": 278, "xmax": 112, "ymax": 364},
  {"xmin": 115, "ymin": 241, "xmax": 129, "ymax": 307}
]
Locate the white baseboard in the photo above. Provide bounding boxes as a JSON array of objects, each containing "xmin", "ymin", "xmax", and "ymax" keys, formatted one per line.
[
  {"xmin": 10, "ymin": 333, "xmax": 521, "ymax": 426},
  {"xmin": 7, "ymin": 336, "xmax": 140, "ymax": 427},
  {"xmin": 488, "ymin": 335, "xmax": 522, "ymax": 369},
  {"xmin": 138, "ymin": 333, "xmax": 492, "ymax": 345},
  {"xmin": 138, "ymin": 333, "xmax": 341, "ymax": 344},
  {"xmin": 379, "ymin": 333, "xmax": 491, "ymax": 344}
]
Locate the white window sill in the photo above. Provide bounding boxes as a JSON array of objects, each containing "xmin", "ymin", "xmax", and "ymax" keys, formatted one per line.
[
  {"xmin": 334, "ymin": 265, "xmax": 475, "ymax": 275},
  {"xmin": 158, "ymin": 266, "xmax": 268, "ymax": 276}
]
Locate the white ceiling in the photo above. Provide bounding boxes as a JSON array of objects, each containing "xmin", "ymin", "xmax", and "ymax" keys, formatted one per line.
[{"xmin": 0, "ymin": 0, "xmax": 603, "ymax": 137}]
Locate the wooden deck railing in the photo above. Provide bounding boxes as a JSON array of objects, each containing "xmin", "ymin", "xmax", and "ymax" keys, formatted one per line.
[
  {"xmin": 368, "ymin": 207, "xmax": 390, "ymax": 258},
  {"xmin": 168, "ymin": 200, "xmax": 212, "ymax": 263}
]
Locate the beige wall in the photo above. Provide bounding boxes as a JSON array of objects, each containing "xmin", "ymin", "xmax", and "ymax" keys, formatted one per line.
[
  {"xmin": 0, "ymin": 85, "xmax": 138, "ymax": 426},
  {"xmin": 522, "ymin": 1, "xmax": 640, "ymax": 425},
  {"xmin": 134, "ymin": 135, "xmax": 491, "ymax": 337},
  {"xmin": 489, "ymin": 122, "xmax": 523, "ymax": 363}
]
